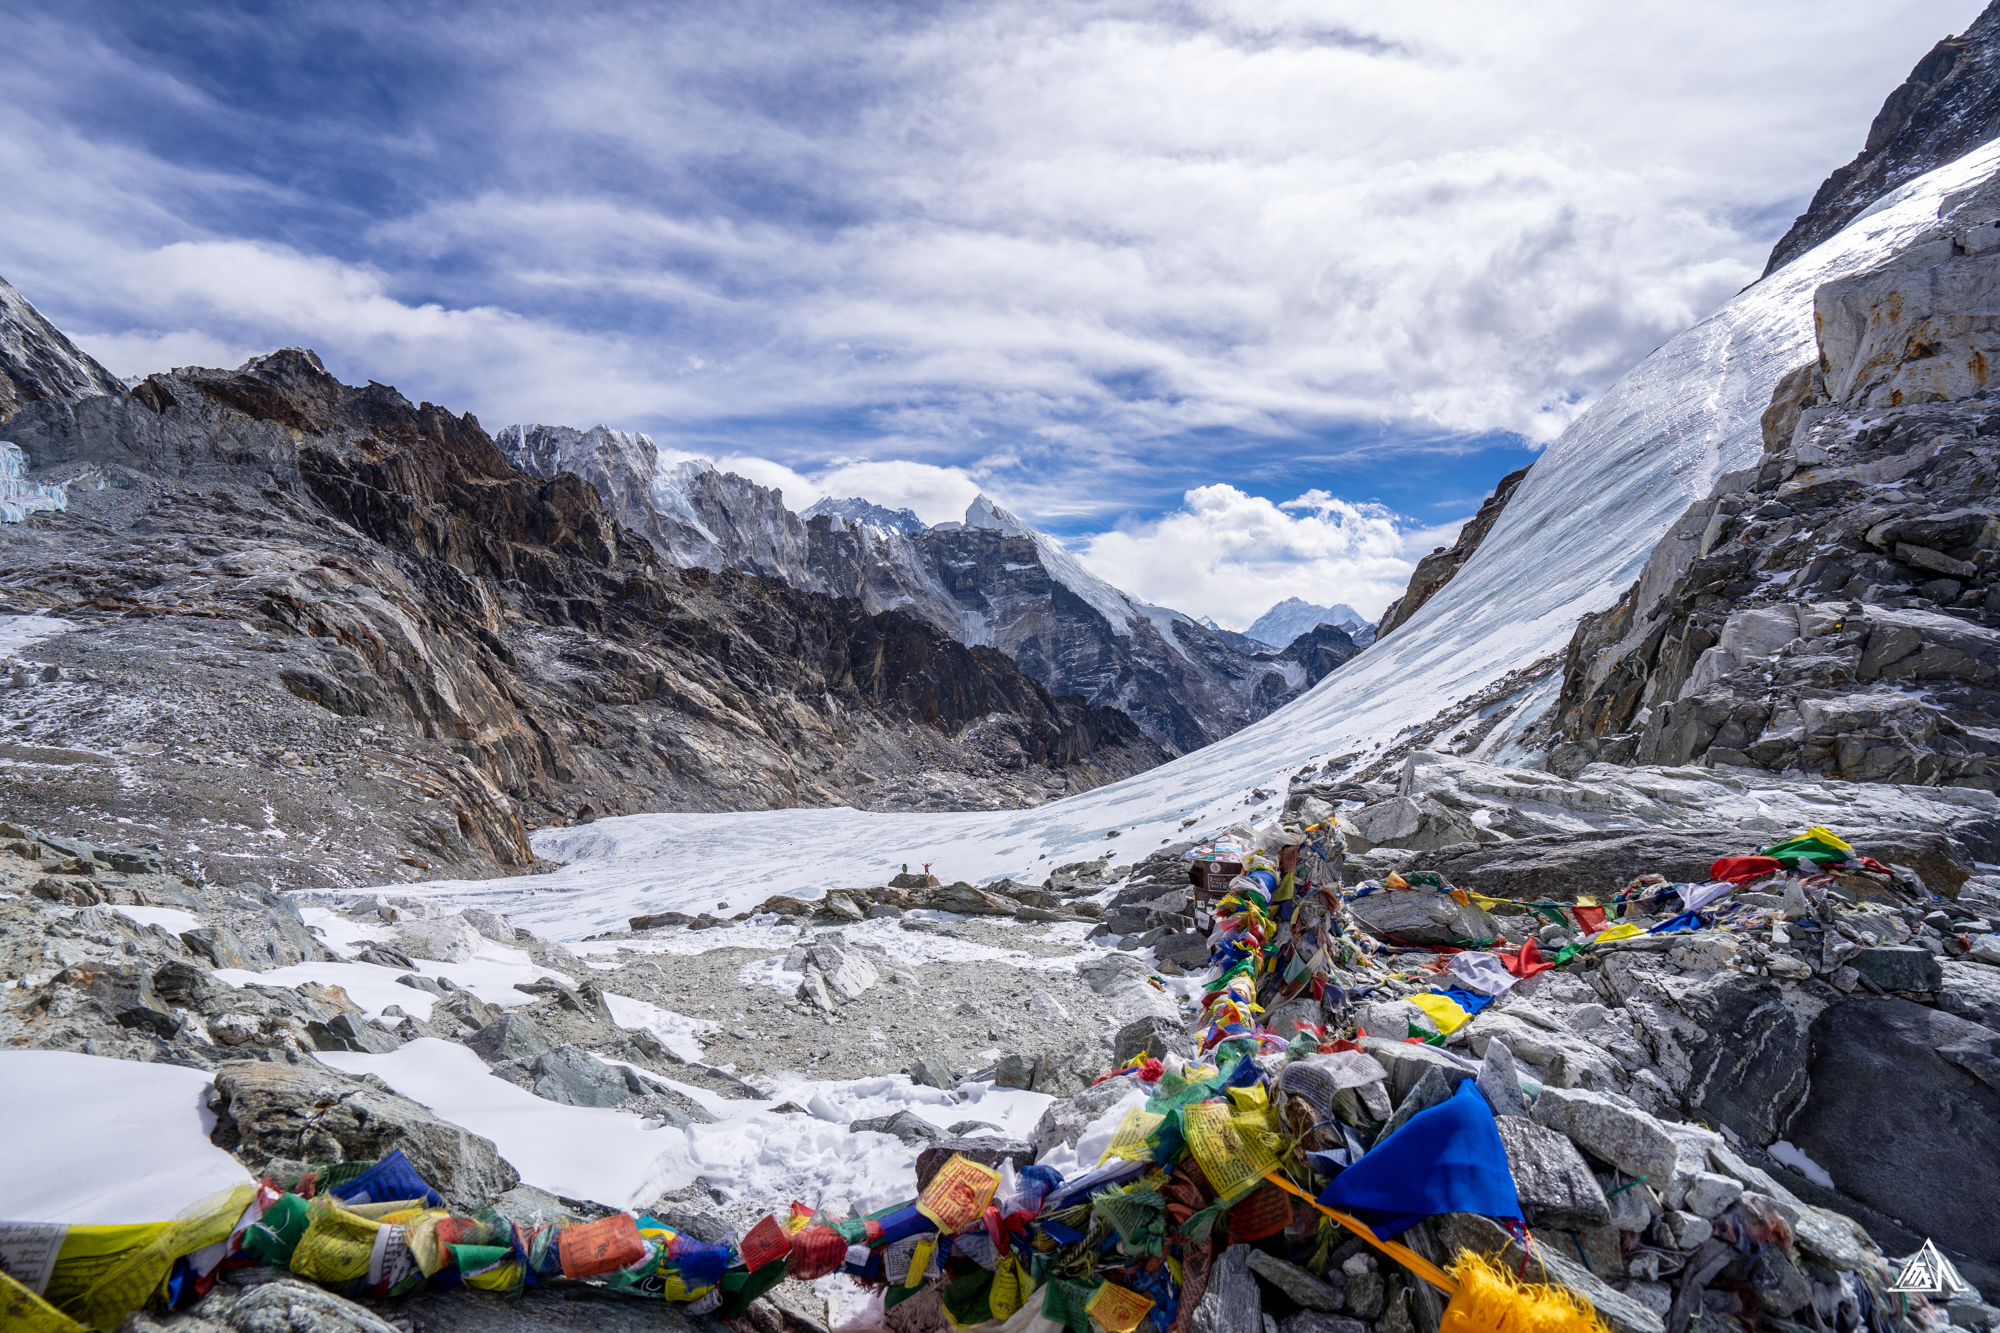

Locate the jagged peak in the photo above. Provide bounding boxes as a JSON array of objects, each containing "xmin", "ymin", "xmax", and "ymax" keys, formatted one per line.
[
  {"xmin": 0, "ymin": 274, "xmax": 127, "ymax": 421},
  {"xmin": 801, "ymin": 494, "xmax": 925, "ymax": 535}
]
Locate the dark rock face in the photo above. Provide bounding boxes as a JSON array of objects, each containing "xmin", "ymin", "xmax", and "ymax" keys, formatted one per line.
[
  {"xmin": 1375, "ymin": 465, "xmax": 1530, "ymax": 641},
  {"xmin": 1547, "ymin": 175, "xmax": 2000, "ymax": 809},
  {"xmin": 1789, "ymin": 998, "xmax": 2000, "ymax": 1265},
  {"xmin": 0, "ymin": 292, "xmax": 1168, "ymax": 884},
  {"xmin": 498, "ymin": 428, "xmax": 1364, "ymax": 754},
  {"xmin": 1764, "ymin": 2, "xmax": 2000, "ymax": 276},
  {"xmin": 0, "ymin": 277, "xmax": 125, "ymax": 421}
]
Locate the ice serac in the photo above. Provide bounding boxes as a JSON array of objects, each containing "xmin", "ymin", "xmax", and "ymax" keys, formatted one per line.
[
  {"xmin": 0, "ymin": 276, "xmax": 126, "ymax": 422},
  {"xmin": 399, "ymin": 136, "xmax": 2000, "ymax": 919},
  {"xmin": 1763, "ymin": 0, "xmax": 2000, "ymax": 277}
]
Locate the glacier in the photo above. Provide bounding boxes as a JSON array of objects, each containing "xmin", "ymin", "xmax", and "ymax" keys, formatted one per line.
[
  {"xmin": 0, "ymin": 440, "xmax": 72, "ymax": 522},
  {"xmin": 390, "ymin": 137, "xmax": 2000, "ymax": 939}
]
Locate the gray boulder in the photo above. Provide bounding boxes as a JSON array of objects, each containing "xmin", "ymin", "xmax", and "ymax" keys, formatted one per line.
[
  {"xmin": 209, "ymin": 1060, "xmax": 518, "ymax": 1208},
  {"xmin": 1476, "ymin": 1039, "xmax": 1531, "ymax": 1117},
  {"xmin": 851, "ymin": 1110, "xmax": 946, "ymax": 1144},
  {"xmin": 225, "ymin": 1277, "xmax": 403, "ymax": 1333},
  {"xmin": 1346, "ymin": 889, "xmax": 1498, "ymax": 946},
  {"xmin": 391, "ymin": 915, "xmax": 484, "ymax": 964},
  {"xmin": 524, "ymin": 1045, "xmax": 641, "ymax": 1108},
  {"xmin": 1940, "ymin": 959, "xmax": 2000, "ymax": 1028},
  {"xmin": 1853, "ymin": 945, "xmax": 1944, "ymax": 993},
  {"xmin": 1279, "ymin": 1317, "xmax": 1367, "ymax": 1333},
  {"xmin": 1360, "ymin": 1035, "xmax": 1475, "ymax": 1103},
  {"xmin": 1113, "ymin": 1015, "xmax": 1192, "ymax": 1065},
  {"xmin": 1246, "ymin": 1250, "xmax": 1342, "ymax": 1311},
  {"xmin": 1495, "ymin": 1115, "xmax": 1612, "ymax": 1231},
  {"xmin": 914, "ymin": 1137, "xmax": 1035, "ymax": 1191},
  {"xmin": 1192, "ymin": 1243, "xmax": 1261, "ymax": 1333},
  {"xmin": 1531, "ymin": 1086, "xmax": 1677, "ymax": 1184},
  {"xmin": 465, "ymin": 1011, "xmax": 550, "ymax": 1063},
  {"xmin": 180, "ymin": 925, "xmax": 252, "ymax": 970},
  {"xmin": 1031, "ymin": 1077, "xmax": 1136, "ymax": 1156},
  {"xmin": 1619, "ymin": 972, "xmax": 1809, "ymax": 1146}
]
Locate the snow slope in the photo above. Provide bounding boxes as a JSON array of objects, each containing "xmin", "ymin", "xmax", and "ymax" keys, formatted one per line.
[{"xmin": 385, "ymin": 139, "xmax": 2000, "ymax": 938}]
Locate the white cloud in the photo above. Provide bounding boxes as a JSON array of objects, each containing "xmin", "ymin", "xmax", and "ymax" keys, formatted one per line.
[
  {"xmin": 1074, "ymin": 484, "xmax": 1465, "ymax": 626},
  {"xmin": 808, "ymin": 461, "xmax": 984, "ymax": 527}
]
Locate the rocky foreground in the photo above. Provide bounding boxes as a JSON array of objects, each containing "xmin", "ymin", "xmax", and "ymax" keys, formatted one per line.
[{"xmin": 4, "ymin": 747, "xmax": 1999, "ymax": 1333}]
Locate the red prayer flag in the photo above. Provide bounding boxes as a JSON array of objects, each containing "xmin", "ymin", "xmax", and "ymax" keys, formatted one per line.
[
  {"xmin": 1710, "ymin": 855, "xmax": 1785, "ymax": 884},
  {"xmin": 1501, "ymin": 939, "xmax": 1557, "ymax": 979},
  {"xmin": 1571, "ymin": 904, "xmax": 1607, "ymax": 934}
]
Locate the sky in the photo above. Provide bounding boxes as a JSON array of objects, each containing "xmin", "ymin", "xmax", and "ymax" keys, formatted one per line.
[{"xmin": 0, "ymin": 0, "xmax": 1985, "ymax": 626}]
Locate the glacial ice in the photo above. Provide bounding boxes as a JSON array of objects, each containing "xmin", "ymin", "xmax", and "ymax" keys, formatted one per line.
[
  {"xmin": 387, "ymin": 138, "xmax": 2000, "ymax": 939},
  {"xmin": 0, "ymin": 441, "xmax": 71, "ymax": 522}
]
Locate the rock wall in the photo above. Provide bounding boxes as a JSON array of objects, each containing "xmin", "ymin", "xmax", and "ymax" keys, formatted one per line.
[
  {"xmin": 1548, "ymin": 175, "xmax": 2000, "ymax": 789},
  {"xmin": 0, "ymin": 329, "xmax": 1166, "ymax": 887},
  {"xmin": 1764, "ymin": 0, "xmax": 2000, "ymax": 276},
  {"xmin": 1375, "ymin": 465, "xmax": 1531, "ymax": 642}
]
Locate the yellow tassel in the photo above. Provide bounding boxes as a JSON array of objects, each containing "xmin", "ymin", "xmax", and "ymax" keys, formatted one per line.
[{"xmin": 1439, "ymin": 1251, "xmax": 1610, "ymax": 1333}]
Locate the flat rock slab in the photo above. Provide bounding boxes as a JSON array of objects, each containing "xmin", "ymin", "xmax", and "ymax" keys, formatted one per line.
[
  {"xmin": 1346, "ymin": 889, "xmax": 1498, "ymax": 946},
  {"xmin": 1495, "ymin": 1115, "xmax": 1611, "ymax": 1231},
  {"xmin": 1531, "ymin": 1086, "xmax": 1677, "ymax": 1184}
]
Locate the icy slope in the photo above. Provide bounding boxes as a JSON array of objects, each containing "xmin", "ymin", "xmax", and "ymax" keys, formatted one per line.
[{"xmin": 395, "ymin": 139, "xmax": 2000, "ymax": 938}]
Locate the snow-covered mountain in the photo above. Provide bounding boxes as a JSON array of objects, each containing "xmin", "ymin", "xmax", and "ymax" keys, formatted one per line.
[
  {"xmin": 421, "ymin": 124, "xmax": 2000, "ymax": 928},
  {"xmin": 800, "ymin": 495, "xmax": 924, "ymax": 536},
  {"xmin": 1245, "ymin": 598, "xmax": 1373, "ymax": 650},
  {"xmin": 497, "ymin": 427, "xmax": 1357, "ymax": 752},
  {"xmin": 0, "ymin": 277, "xmax": 124, "ymax": 420}
]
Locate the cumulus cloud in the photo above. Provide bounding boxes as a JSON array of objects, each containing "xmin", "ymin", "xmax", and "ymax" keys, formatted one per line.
[
  {"xmin": 0, "ymin": 0, "xmax": 1983, "ymax": 540},
  {"xmin": 1075, "ymin": 484, "xmax": 1465, "ymax": 626}
]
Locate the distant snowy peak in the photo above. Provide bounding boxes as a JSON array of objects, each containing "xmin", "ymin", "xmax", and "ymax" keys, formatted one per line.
[
  {"xmin": 1246, "ymin": 598, "xmax": 1368, "ymax": 648},
  {"xmin": 802, "ymin": 495, "xmax": 925, "ymax": 536}
]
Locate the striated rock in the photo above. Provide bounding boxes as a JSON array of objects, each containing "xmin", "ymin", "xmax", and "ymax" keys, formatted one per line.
[
  {"xmin": 1788, "ymin": 997, "xmax": 2000, "ymax": 1265},
  {"xmin": 1495, "ymin": 1115, "xmax": 1612, "ymax": 1231},
  {"xmin": 1192, "ymin": 1243, "xmax": 1261, "ymax": 1333},
  {"xmin": 1852, "ymin": 945, "xmax": 1944, "ymax": 992},
  {"xmin": 209, "ymin": 1060, "xmax": 519, "ymax": 1207},
  {"xmin": 1531, "ymin": 1087, "xmax": 1677, "ymax": 1184}
]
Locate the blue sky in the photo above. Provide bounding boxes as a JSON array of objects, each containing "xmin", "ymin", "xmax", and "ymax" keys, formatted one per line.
[{"xmin": 0, "ymin": 0, "xmax": 1983, "ymax": 623}]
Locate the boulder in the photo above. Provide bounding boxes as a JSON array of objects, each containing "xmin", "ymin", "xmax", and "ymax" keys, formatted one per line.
[
  {"xmin": 1495, "ymin": 1116, "xmax": 1611, "ymax": 1231},
  {"xmin": 465, "ymin": 1011, "xmax": 550, "ymax": 1064},
  {"xmin": 307, "ymin": 1012, "xmax": 401, "ymax": 1054},
  {"xmin": 1346, "ymin": 890, "xmax": 1499, "ymax": 946},
  {"xmin": 461, "ymin": 907, "xmax": 517, "ymax": 943},
  {"xmin": 1377, "ymin": 1066, "xmax": 1456, "ymax": 1142},
  {"xmin": 56, "ymin": 962, "xmax": 179, "ymax": 1037},
  {"xmin": 1031, "ymin": 1078, "xmax": 1138, "ymax": 1157},
  {"xmin": 932, "ymin": 883, "xmax": 1018, "ymax": 916},
  {"xmin": 209, "ymin": 1060, "xmax": 518, "ymax": 1208},
  {"xmin": 1360, "ymin": 1036, "xmax": 1475, "ymax": 1104},
  {"xmin": 909, "ymin": 1056, "xmax": 957, "ymax": 1090},
  {"xmin": 1619, "ymin": 972, "xmax": 1810, "ymax": 1146},
  {"xmin": 1680, "ymin": 1172, "xmax": 1743, "ymax": 1219},
  {"xmin": 1788, "ymin": 997, "xmax": 2000, "ymax": 1264},
  {"xmin": 1852, "ymin": 945, "xmax": 1944, "ymax": 993},
  {"xmin": 913, "ymin": 1137, "xmax": 1035, "ymax": 1191},
  {"xmin": 1192, "ymin": 1243, "xmax": 1261, "ymax": 1333},
  {"xmin": 1531, "ymin": 1087, "xmax": 1677, "ymax": 1184},
  {"xmin": 1246, "ymin": 1250, "xmax": 1342, "ymax": 1311},
  {"xmin": 180, "ymin": 925, "xmax": 252, "ymax": 970},
  {"xmin": 224, "ymin": 1276, "xmax": 403, "ymax": 1333},
  {"xmin": 1278, "ymin": 1317, "xmax": 1368, "ymax": 1333},
  {"xmin": 1939, "ymin": 959, "xmax": 2000, "ymax": 1028},
  {"xmin": 391, "ymin": 915, "xmax": 484, "ymax": 964},
  {"xmin": 1476, "ymin": 1039, "xmax": 1531, "ymax": 1117},
  {"xmin": 1113, "ymin": 1015, "xmax": 1192, "ymax": 1066},
  {"xmin": 524, "ymin": 1046, "xmax": 640, "ymax": 1108},
  {"xmin": 809, "ymin": 944, "xmax": 879, "ymax": 1001},
  {"xmin": 852, "ymin": 1110, "xmax": 947, "ymax": 1144},
  {"xmin": 1360, "ymin": 998, "xmax": 1438, "ymax": 1040}
]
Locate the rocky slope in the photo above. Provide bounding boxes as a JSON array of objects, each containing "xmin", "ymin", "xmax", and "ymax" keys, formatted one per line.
[
  {"xmin": 498, "ymin": 425, "xmax": 1363, "ymax": 754},
  {"xmin": 1545, "ymin": 169, "xmax": 2000, "ymax": 786},
  {"xmin": 0, "ymin": 296, "xmax": 1167, "ymax": 890},
  {"xmin": 1375, "ymin": 466, "xmax": 1531, "ymax": 642},
  {"xmin": 1764, "ymin": 0, "xmax": 2000, "ymax": 276}
]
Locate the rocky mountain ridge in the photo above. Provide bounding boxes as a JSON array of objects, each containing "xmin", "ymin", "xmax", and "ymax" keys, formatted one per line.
[
  {"xmin": 0, "ymin": 288, "xmax": 1167, "ymax": 888},
  {"xmin": 498, "ymin": 429, "xmax": 1364, "ymax": 754}
]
